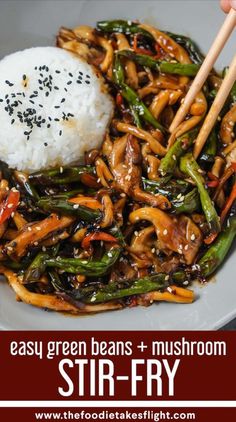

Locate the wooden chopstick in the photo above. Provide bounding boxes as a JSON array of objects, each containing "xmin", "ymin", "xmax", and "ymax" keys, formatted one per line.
[
  {"xmin": 169, "ymin": 8, "xmax": 236, "ymax": 134},
  {"xmin": 194, "ymin": 53, "xmax": 236, "ymax": 158}
]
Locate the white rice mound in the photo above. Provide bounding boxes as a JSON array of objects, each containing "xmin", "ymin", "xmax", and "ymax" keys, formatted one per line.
[{"xmin": 0, "ymin": 47, "xmax": 114, "ymax": 172}]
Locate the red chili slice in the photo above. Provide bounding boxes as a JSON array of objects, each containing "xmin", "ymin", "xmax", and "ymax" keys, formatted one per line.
[
  {"xmin": 206, "ymin": 180, "xmax": 219, "ymax": 188},
  {"xmin": 204, "ymin": 232, "xmax": 217, "ymax": 245},
  {"xmin": 207, "ymin": 172, "xmax": 219, "ymax": 181},
  {"xmin": 154, "ymin": 43, "xmax": 163, "ymax": 59},
  {"xmin": 231, "ymin": 162, "xmax": 236, "ymax": 172},
  {"xmin": 81, "ymin": 232, "xmax": 118, "ymax": 250},
  {"xmin": 116, "ymin": 93, "xmax": 123, "ymax": 106},
  {"xmin": 133, "ymin": 34, "xmax": 154, "ymax": 56},
  {"xmin": 0, "ymin": 189, "xmax": 20, "ymax": 225},
  {"xmin": 220, "ymin": 182, "xmax": 236, "ymax": 225}
]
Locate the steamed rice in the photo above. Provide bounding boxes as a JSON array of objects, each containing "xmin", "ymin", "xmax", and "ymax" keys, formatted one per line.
[{"xmin": 0, "ymin": 46, "xmax": 113, "ymax": 172}]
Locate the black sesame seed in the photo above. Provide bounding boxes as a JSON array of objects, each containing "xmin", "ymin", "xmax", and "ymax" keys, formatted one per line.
[
  {"xmin": 54, "ymin": 118, "xmax": 60, "ymax": 122},
  {"xmin": 59, "ymin": 130, "xmax": 62, "ymax": 136},
  {"xmin": 41, "ymin": 119, "xmax": 46, "ymax": 123},
  {"xmin": 11, "ymin": 119, "xmax": 15, "ymax": 124},
  {"xmin": 0, "ymin": 99, "xmax": 3, "ymax": 102},
  {"xmin": 79, "ymin": 71, "xmax": 83, "ymax": 75},
  {"xmin": 54, "ymin": 86, "xmax": 59, "ymax": 90},
  {"xmin": 44, "ymin": 142, "xmax": 48, "ymax": 146},
  {"xmin": 29, "ymin": 100, "xmax": 35, "ymax": 104},
  {"xmin": 48, "ymin": 117, "xmax": 52, "ymax": 121},
  {"xmin": 39, "ymin": 104, "xmax": 43, "ymax": 108},
  {"xmin": 54, "ymin": 105, "xmax": 60, "ymax": 109},
  {"xmin": 55, "ymin": 70, "xmax": 61, "ymax": 74},
  {"xmin": 86, "ymin": 74, "xmax": 91, "ymax": 78},
  {"xmin": 64, "ymin": 88, "xmax": 68, "ymax": 92},
  {"xmin": 9, "ymin": 81, "xmax": 14, "ymax": 87},
  {"xmin": 39, "ymin": 87, "xmax": 43, "ymax": 91},
  {"xmin": 5, "ymin": 94, "xmax": 9, "ymax": 99},
  {"xmin": 47, "ymin": 124, "xmax": 50, "ymax": 128},
  {"xmin": 77, "ymin": 80, "xmax": 82, "ymax": 84},
  {"xmin": 45, "ymin": 92, "xmax": 49, "ymax": 97},
  {"xmin": 68, "ymin": 72, "xmax": 73, "ymax": 77},
  {"xmin": 34, "ymin": 66, "xmax": 37, "ymax": 70},
  {"xmin": 22, "ymin": 74, "xmax": 27, "ymax": 80},
  {"xmin": 67, "ymin": 81, "xmax": 72, "ymax": 85},
  {"xmin": 85, "ymin": 81, "xmax": 90, "ymax": 84},
  {"xmin": 61, "ymin": 98, "xmax": 65, "ymax": 103},
  {"xmin": 38, "ymin": 80, "xmax": 42, "ymax": 84}
]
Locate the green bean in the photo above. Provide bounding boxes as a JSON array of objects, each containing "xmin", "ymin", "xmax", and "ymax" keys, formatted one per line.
[
  {"xmin": 199, "ymin": 129, "xmax": 217, "ymax": 166},
  {"xmin": 198, "ymin": 215, "xmax": 236, "ymax": 277},
  {"xmin": 29, "ymin": 165, "xmax": 95, "ymax": 185},
  {"xmin": 46, "ymin": 246, "xmax": 121, "ymax": 277},
  {"xmin": 180, "ymin": 153, "xmax": 220, "ymax": 234},
  {"xmin": 48, "ymin": 271, "xmax": 68, "ymax": 292},
  {"xmin": 64, "ymin": 273, "xmax": 169, "ymax": 304},
  {"xmin": 109, "ymin": 225, "xmax": 126, "ymax": 247},
  {"xmin": 142, "ymin": 176, "xmax": 190, "ymax": 198},
  {"xmin": 165, "ymin": 32, "xmax": 204, "ymax": 64},
  {"xmin": 121, "ymin": 84, "xmax": 166, "ymax": 131},
  {"xmin": 118, "ymin": 50, "xmax": 200, "ymax": 76},
  {"xmin": 113, "ymin": 56, "xmax": 165, "ymax": 132},
  {"xmin": 113, "ymin": 54, "xmax": 125, "ymax": 85},
  {"xmin": 172, "ymin": 188, "xmax": 200, "ymax": 214},
  {"xmin": 37, "ymin": 197, "xmax": 101, "ymax": 222},
  {"xmin": 51, "ymin": 189, "xmax": 86, "ymax": 200},
  {"xmin": 23, "ymin": 252, "xmax": 50, "ymax": 284},
  {"xmin": 97, "ymin": 20, "xmax": 152, "ymax": 37},
  {"xmin": 143, "ymin": 177, "xmax": 199, "ymax": 214},
  {"xmin": 159, "ymin": 128, "xmax": 198, "ymax": 175}
]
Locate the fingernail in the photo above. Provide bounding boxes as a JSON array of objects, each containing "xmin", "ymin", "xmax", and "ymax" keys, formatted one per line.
[{"xmin": 230, "ymin": 0, "xmax": 236, "ymax": 10}]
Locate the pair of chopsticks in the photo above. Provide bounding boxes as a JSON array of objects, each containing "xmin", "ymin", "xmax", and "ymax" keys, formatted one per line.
[{"xmin": 169, "ymin": 8, "xmax": 236, "ymax": 159}]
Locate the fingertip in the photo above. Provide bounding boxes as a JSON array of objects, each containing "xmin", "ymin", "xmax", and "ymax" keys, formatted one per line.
[{"xmin": 220, "ymin": 0, "xmax": 231, "ymax": 12}]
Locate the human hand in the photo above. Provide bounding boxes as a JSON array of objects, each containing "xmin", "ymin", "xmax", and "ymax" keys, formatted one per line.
[{"xmin": 220, "ymin": 0, "xmax": 236, "ymax": 12}]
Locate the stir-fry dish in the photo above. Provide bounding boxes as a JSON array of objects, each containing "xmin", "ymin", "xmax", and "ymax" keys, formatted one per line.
[{"xmin": 0, "ymin": 20, "xmax": 236, "ymax": 315}]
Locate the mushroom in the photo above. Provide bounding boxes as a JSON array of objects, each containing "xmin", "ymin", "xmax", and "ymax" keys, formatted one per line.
[
  {"xmin": 129, "ymin": 207, "xmax": 202, "ymax": 264},
  {"xmin": 220, "ymin": 104, "xmax": 236, "ymax": 144},
  {"xmin": 109, "ymin": 134, "xmax": 170, "ymax": 209}
]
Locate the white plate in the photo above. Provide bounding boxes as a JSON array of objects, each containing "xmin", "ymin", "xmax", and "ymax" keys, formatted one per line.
[{"xmin": 0, "ymin": 0, "xmax": 235, "ymax": 330}]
